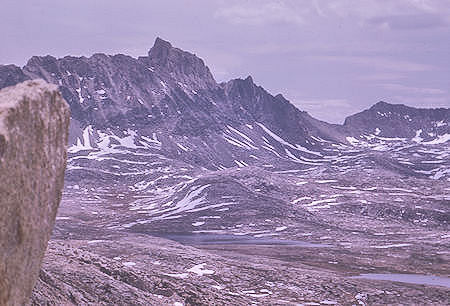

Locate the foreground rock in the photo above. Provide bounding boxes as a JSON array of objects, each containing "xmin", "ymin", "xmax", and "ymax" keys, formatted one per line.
[{"xmin": 0, "ymin": 80, "xmax": 70, "ymax": 305}]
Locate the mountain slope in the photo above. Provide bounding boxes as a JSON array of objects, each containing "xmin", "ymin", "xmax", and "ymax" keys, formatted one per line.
[
  {"xmin": 344, "ymin": 101, "xmax": 450, "ymax": 141},
  {"xmin": 1, "ymin": 37, "xmax": 448, "ymax": 305},
  {"xmin": 0, "ymin": 37, "xmax": 448, "ymax": 179},
  {"xmin": 0, "ymin": 38, "xmax": 345, "ymax": 171}
]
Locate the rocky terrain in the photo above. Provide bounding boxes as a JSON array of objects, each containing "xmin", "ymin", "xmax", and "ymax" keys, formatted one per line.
[
  {"xmin": 0, "ymin": 38, "xmax": 448, "ymax": 305},
  {"xmin": 0, "ymin": 80, "xmax": 69, "ymax": 305}
]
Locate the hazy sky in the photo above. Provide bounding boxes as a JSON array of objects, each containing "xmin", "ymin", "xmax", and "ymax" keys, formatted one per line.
[{"xmin": 1, "ymin": 0, "xmax": 449, "ymax": 123}]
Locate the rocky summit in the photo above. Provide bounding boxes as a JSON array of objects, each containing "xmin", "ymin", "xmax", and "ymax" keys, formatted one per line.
[
  {"xmin": 0, "ymin": 38, "xmax": 449, "ymax": 305},
  {"xmin": 0, "ymin": 80, "xmax": 70, "ymax": 306}
]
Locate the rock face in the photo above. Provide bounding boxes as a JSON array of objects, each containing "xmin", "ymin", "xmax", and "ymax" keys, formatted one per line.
[
  {"xmin": 344, "ymin": 101, "xmax": 450, "ymax": 139},
  {"xmin": 0, "ymin": 80, "xmax": 70, "ymax": 306},
  {"xmin": 0, "ymin": 38, "xmax": 448, "ymax": 174},
  {"xmin": 0, "ymin": 38, "xmax": 343, "ymax": 168}
]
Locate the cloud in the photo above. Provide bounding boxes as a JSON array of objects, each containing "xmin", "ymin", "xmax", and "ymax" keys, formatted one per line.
[
  {"xmin": 326, "ymin": 0, "xmax": 443, "ymax": 18},
  {"xmin": 390, "ymin": 95, "xmax": 450, "ymax": 108},
  {"xmin": 214, "ymin": 0, "xmax": 450, "ymax": 31},
  {"xmin": 214, "ymin": 1, "xmax": 304, "ymax": 26},
  {"xmin": 380, "ymin": 83, "xmax": 446, "ymax": 95},
  {"xmin": 319, "ymin": 0, "xmax": 450, "ymax": 30},
  {"xmin": 297, "ymin": 98, "xmax": 351, "ymax": 108},
  {"xmin": 309, "ymin": 55, "xmax": 435, "ymax": 72},
  {"xmin": 368, "ymin": 13, "xmax": 446, "ymax": 30},
  {"xmin": 358, "ymin": 73, "xmax": 406, "ymax": 81}
]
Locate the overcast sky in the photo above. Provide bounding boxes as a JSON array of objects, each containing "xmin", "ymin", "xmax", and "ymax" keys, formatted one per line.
[{"xmin": 1, "ymin": 0, "xmax": 449, "ymax": 123}]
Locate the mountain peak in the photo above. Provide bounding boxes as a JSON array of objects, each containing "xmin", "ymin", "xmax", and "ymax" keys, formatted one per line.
[
  {"xmin": 370, "ymin": 101, "xmax": 395, "ymax": 110},
  {"xmin": 25, "ymin": 55, "xmax": 57, "ymax": 67},
  {"xmin": 146, "ymin": 37, "xmax": 216, "ymax": 88},
  {"xmin": 154, "ymin": 37, "xmax": 172, "ymax": 48},
  {"xmin": 374, "ymin": 100, "xmax": 389, "ymax": 106},
  {"xmin": 148, "ymin": 37, "xmax": 173, "ymax": 65},
  {"xmin": 245, "ymin": 75, "xmax": 254, "ymax": 83},
  {"xmin": 152, "ymin": 37, "xmax": 173, "ymax": 53}
]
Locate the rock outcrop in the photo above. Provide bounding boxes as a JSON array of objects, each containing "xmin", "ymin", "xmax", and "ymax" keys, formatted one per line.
[{"xmin": 0, "ymin": 80, "xmax": 70, "ymax": 306}]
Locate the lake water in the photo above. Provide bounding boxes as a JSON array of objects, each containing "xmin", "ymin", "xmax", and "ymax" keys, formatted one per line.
[
  {"xmin": 352, "ymin": 273, "xmax": 450, "ymax": 288},
  {"xmin": 154, "ymin": 233, "xmax": 331, "ymax": 248}
]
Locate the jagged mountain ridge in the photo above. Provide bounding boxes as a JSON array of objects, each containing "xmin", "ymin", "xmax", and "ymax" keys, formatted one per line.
[
  {"xmin": 6, "ymin": 38, "xmax": 339, "ymax": 143},
  {"xmin": 0, "ymin": 38, "xmax": 348, "ymax": 170},
  {"xmin": 0, "ymin": 37, "xmax": 448, "ymax": 175}
]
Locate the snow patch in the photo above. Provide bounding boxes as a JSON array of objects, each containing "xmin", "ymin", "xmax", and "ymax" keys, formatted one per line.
[
  {"xmin": 164, "ymin": 273, "xmax": 189, "ymax": 279},
  {"xmin": 76, "ymin": 88, "xmax": 84, "ymax": 104},
  {"xmin": 227, "ymin": 125, "xmax": 255, "ymax": 144},
  {"xmin": 257, "ymin": 122, "xmax": 322, "ymax": 156},
  {"xmin": 187, "ymin": 263, "xmax": 215, "ymax": 276},
  {"xmin": 192, "ymin": 221, "xmax": 205, "ymax": 227},
  {"xmin": 412, "ymin": 129, "xmax": 423, "ymax": 143},
  {"xmin": 177, "ymin": 143, "xmax": 189, "ymax": 152},
  {"xmin": 69, "ymin": 125, "xmax": 94, "ymax": 153},
  {"xmin": 423, "ymin": 134, "xmax": 450, "ymax": 145},
  {"xmin": 275, "ymin": 226, "xmax": 287, "ymax": 232},
  {"xmin": 371, "ymin": 243, "xmax": 412, "ymax": 249},
  {"xmin": 346, "ymin": 136, "xmax": 360, "ymax": 146}
]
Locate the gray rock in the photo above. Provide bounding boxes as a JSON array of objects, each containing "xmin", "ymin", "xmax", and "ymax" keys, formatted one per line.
[
  {"xmin": 0, "ymin": 38, "xmax": 448, "ymax": 176},
  {"xmin": 0, "ymin": 80, "xmax": 70, "ymax": 306},
  {"xmin": 344, "ymin": 101, "xmax": 450, "ymax": 139}
]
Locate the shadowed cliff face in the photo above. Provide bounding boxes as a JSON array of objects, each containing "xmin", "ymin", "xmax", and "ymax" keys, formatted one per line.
[
  {"xmin": 0, "ymin": 80, "xmax": 70, "ymax": 306},
  {"xmin": 0, "ymin": 65, "xmax": 30, "ymax": 89}
]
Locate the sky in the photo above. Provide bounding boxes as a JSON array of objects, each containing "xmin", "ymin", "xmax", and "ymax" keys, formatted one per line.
[{"xmin": 1, "ymin": 0, "xmax": 449, "ymax": 123}]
